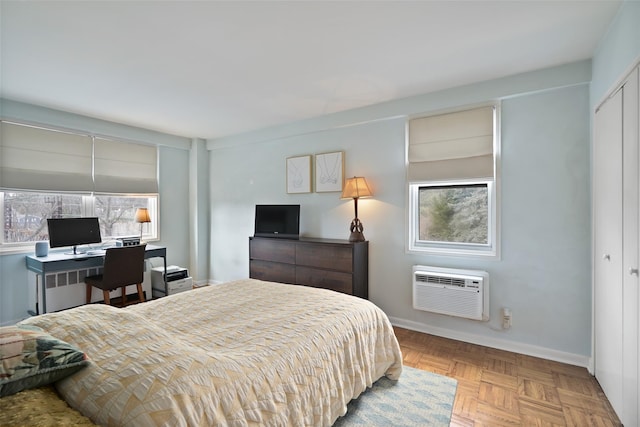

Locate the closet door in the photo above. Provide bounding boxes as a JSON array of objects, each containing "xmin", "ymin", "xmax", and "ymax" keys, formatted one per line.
[
  {"xmin": 622, "ymin": 67, "xmax": 639, "ymax": 426},
  {"xmin": 594, "ymin": 87, "xmax": 623, "ymax": 417}
]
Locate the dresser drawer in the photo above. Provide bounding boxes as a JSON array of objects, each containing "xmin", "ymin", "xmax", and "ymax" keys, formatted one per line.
[
  {"xmin": 296, "ymin": 267, "xmax": 353, "ymax": 295},
  {"xmin": 250, "ymin": 260, "xmax": 295, "ymax": 284},
  {"xmin": 296, "ymin": 243, "xmax": 352, "ymax": 272},
  {"xmin": 250, "ymin": 238, "xmax": 296, "ymax": 264}
]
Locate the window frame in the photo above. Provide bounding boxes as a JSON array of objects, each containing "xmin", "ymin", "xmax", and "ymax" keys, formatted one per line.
[
  {"xmin": 408, "ymin": 179, "xmax": 498, "ymax": 257},
  {"xmin": 0, "ymin": 191, "xmax": 159, "ymax": 254},
  {"xmin": 406, "ymin": 102, "xmax": 501, "ymax": 259}
]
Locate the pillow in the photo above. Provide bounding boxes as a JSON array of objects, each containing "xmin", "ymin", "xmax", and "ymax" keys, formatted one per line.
[{"xmin": 0, "ymin": 324, "xmax": 89, "ymax": 397}]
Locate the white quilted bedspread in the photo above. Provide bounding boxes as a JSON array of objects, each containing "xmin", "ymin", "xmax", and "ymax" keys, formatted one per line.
[{"xmin": 20, "ymin": 279, "xmax": 403, "ymax": 427}]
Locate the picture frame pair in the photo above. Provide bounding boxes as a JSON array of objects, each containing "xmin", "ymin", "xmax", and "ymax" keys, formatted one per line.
[{"xmin": 286, "ymin": 151, "xmax": 344, "ymax": 194}]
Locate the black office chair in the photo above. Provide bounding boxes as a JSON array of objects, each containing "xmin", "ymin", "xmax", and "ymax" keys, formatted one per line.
[{"xmin": 85, "ymin": 244, "xmax": 147, "ymax": 307}]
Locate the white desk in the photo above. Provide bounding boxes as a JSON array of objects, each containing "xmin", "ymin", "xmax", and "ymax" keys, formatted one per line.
[{"xmin": 25, "ymin": 245, "xmax": 167, "ymax": 314}]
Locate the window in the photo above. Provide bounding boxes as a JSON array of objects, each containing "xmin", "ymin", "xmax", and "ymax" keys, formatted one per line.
[
  {"xmin": 1, "ymin": 191, "xmax": 158, "ymax": 250},
  {"xmin": 0, "ymin": 121, "xmax": 160, "ymax": 252},
  {"xmin": 407, "ymin": 104, "xmax": 499, "ymax": 257},
  {"xmin": 94, "ymin": 194, "xmax": 158, "ymax": 240},
  {"xmin": 409, "ymin": 181, "xmax": 495, "ymax": 255},
  {"xmin": 2, "ymin": 192, "xmax": 83, "ymax": 244}
]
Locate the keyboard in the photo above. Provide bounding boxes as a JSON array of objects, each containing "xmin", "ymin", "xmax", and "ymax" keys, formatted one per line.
[{"xmin": 86, "ymin": 249, "xmax": 106, "ymax": 256}]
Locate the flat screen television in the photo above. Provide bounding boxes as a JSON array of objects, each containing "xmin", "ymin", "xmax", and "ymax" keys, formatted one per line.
[
  {"xmin": 254, "ymin": 205, "xmax": 300, "ymax": 239},
  {"xmin": 47, "ymin": 217, "xmax": 102, "ymax": 255}
]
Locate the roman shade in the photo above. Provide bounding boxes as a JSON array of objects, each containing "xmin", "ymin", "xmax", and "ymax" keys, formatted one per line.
[
  {"xmin": 0, "ymin": 122, "xmax": 93, "ymax": 192},
  {"xmin": 408, "ymin": 106, "xmax": 495, "ymax": 181},
  {"xmin": 0, "ymin": 121, "xmax": 158, "ymax": 194},
  {"xmin": 94, "ymin": 137, "xmax": 158, "ymax": 194}
]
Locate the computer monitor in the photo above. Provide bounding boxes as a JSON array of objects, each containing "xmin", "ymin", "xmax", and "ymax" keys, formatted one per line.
[{"xmin": 47, "ymin": 217, "xmax": 102, "ymax": 255}]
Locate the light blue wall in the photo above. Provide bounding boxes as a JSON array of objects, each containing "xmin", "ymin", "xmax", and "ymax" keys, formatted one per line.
[
  {"xmin": 189, "ymin": 139, "xmax": 210, "ymax": 284},
  {"xmin": 0, "ymin": 100, "xmax": 194, "ymax": 325},
  {"xmin": 0, "ymin": 252, "xmax": 31, "ymax": 324},
  {"xmin": 157, "ymin": 147, "xmax": 191, "ymax": 270},
  {"xmin": 591, "ymin": 0, "xmax": 640, "ymax": 108},
  {"xmin": 208, "ymin": 62, "xmax": 593, "ymax": 362}
]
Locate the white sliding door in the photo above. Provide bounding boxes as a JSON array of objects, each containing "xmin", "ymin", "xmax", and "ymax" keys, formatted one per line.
[
  {"xmin": 622, "ymin": 67, "xmax": 639, "ymax": 427},
  {"xmin": 594, "ymin": 87, "xmax": 623, "ymax": 418},
  {"xmin": 594, "ymin": 65, "xmax": 640, "ymax": 426}
]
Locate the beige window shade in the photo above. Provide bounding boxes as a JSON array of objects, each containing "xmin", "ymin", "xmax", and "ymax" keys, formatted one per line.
[
  {"xmin": 0, "ymin": 122, "xmax": 93, "ymax": 192},
  {"xmin": 94, "ymin": 137, "xmax": 158, "ymax": 194},
  {"xmin": 408, "ymin": 106, "xmax": 494, "ymax": 181}
]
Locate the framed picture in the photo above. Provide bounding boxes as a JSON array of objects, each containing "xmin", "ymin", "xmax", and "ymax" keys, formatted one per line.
[
  {"xmin": 286, "ymin": 155, "xmax": 312, "ymax": 193},
  {"xmin": 315, "ymin": 151, "xmax": 344, "ymax": 192}
]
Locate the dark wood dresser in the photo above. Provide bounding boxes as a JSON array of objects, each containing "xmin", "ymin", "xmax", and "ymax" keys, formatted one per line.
[{"xmin": 249, "ymin": 236, "xmax": 368, "ymax": 298}]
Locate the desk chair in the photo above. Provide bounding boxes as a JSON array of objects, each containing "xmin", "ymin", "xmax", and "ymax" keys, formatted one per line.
[{"xmin": 85, "ymin": 244, "xmax": 147, "ymax": 307}]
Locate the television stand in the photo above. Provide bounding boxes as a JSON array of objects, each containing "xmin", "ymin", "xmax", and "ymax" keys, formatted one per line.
[{"xmin": 249, "ymin": 236, "xmax": 368, "ymax": 298}]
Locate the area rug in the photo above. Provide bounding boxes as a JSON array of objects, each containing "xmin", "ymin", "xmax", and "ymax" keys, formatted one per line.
[{"xmin": 335, "ymin": 366, "xmax": 458, "ymax": 427}]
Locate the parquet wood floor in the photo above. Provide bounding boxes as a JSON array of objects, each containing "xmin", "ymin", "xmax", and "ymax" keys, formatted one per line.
[{"xmin": 393, "ymin": 327, "xmax": 622, "ymax": 426}]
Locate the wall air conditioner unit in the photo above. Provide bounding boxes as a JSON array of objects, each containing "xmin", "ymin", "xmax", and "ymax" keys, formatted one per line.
[{"xmin": 412, "ymin": 265, "xmax": 489, "ymax": 321}]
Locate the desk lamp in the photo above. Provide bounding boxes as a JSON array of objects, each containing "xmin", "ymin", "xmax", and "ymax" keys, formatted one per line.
[
  {"xmin": 135, "ymin": 208, "xmax": 151, "ymax": 242},
  {"xmin": 340, "ymin": 177, "xmax": 372, "ymax": 242}
]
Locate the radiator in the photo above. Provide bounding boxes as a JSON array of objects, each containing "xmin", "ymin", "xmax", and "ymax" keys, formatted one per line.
[{"xmin": 412, "ymin": 265, "xmax": 489, "ymax": 321}]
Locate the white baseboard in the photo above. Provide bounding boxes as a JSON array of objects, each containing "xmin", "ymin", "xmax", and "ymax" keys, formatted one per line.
[
  {"xmin": 192, "ymin": 279, "xmax": 210, "ymax": 288},
  {"xmin": 389, "ymin": 316, "xmax": 591, "ymax": 370}
]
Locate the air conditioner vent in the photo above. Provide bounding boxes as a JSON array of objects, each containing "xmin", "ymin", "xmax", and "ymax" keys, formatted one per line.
[
  {"xmin": 416, "ymin": 274, "xmax": 466, "ymax": 287},
  {"xmin": 413, "ymin": 265, "xmax": 489, "ymax": 321}
]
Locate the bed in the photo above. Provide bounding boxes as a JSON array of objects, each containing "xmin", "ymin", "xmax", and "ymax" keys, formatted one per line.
[{"xmin": 14, "ymin": 279, "xmax": 403, "ymax": 426}]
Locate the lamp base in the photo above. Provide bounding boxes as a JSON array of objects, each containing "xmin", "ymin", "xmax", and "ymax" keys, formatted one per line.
[{"xmin": 348, "ymin": 218, "xmax": 366, "ymax": 242}]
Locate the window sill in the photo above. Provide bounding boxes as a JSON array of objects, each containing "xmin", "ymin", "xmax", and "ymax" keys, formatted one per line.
[
  {"xmin": 0, "ymin": 237, "xmax": 159, "ymax": 256},
  {"xmin": 0, "ymin": 245, "xmax": 35, "ymax": 256},
  {"xmin": 408, "ymin": 244, "xmax": 500, "ymax": 260}
]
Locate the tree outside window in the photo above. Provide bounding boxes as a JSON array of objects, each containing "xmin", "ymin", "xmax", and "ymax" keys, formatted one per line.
[
  {"xmin": 418, "ymin": 185, "xmax": 488, "ymax": 244},
  {"xmin": 2, "ymin": 191, "xmax": 157, "ymax": 247}
]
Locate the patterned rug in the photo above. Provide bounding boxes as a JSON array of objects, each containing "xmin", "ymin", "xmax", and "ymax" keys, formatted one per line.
[{"xmin": 335, "ymin": 366, "xmax": 458, "ymax": 427}]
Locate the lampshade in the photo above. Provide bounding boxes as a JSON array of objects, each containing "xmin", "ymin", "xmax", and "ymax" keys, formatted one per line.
[
  {"xmin": 135, "ymin": 208, "xmax": 151, "ymax": 223},
  {"xmin": 341, "ymin": 177, "xmax": 372, "ymax": 199}
]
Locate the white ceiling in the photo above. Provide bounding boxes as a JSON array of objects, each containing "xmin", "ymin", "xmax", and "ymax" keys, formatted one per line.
[{"xmin": 1, "ymin": 1, "xmax": 621, "ymax": 140}]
